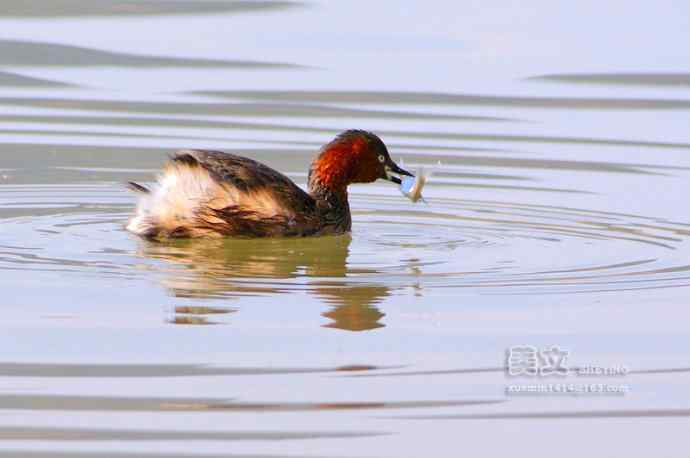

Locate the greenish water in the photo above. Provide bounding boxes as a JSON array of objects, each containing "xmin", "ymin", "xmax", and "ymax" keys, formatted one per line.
[{"xmin": 1, "ymin": 1, "xmax": 690, "ymax": 457}]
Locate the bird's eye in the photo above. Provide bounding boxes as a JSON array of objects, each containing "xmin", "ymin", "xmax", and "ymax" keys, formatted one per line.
[{"xmin": 378, "ymin": 155, "xmax": 385, "ymax": 163}]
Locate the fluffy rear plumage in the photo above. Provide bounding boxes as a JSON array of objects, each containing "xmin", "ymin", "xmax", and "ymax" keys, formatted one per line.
[
  {"xmin": 126, "ymin": 151, "xmax": 311, "ymax": 238},
  {"xmin": 127, "ymin": 157, "xmax": 230, "ymax": 238}
]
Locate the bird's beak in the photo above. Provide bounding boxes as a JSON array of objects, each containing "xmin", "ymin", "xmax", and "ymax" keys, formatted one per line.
[{"xmin": 384, "ymin": 160, "xmax": 414, "ymax": 185}]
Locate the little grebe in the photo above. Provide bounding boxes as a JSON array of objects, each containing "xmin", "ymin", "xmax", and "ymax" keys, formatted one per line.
[{"xmin": 126, "ymin": 130, "xmax": 413, "ymax": 238}]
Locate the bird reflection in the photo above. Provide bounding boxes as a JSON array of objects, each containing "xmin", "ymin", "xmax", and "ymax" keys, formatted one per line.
[
  {"xmin": 138, "ymin": 235, "xmax": 389, "ymax": 331},
  {"xmin": 319, "ymin": 286, "xmax": 387, "ymax": 331}
]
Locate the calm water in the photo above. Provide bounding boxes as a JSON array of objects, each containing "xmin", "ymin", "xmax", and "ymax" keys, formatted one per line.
[{"xmin": 1, "ymin": 1, "xmax": 690, "ymax": 457}]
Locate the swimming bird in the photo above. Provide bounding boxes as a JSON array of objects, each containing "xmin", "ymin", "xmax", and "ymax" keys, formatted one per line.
[{"xmin": 126, "ymin": 130, "xmax": 413, "ymax": 238}]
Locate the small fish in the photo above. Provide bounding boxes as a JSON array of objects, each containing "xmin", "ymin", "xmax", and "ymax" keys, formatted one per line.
[
  {"xmin": 400, "ymin": 164, "xmax": 436, "ymax": 203},
  {"xmin": 398, "ymin": 161, "xmax": 440, "ymax": 203}
]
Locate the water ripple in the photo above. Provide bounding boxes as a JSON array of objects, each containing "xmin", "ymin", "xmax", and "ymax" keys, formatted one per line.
[{"xmin": 1, "ymin": 183, "xmax": 689, "ymax": 311}]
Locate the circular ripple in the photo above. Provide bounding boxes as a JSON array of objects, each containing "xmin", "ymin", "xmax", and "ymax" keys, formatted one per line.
[{"xmin": 1, "ymin": 184, "xmax": 690, "ymax": 299}]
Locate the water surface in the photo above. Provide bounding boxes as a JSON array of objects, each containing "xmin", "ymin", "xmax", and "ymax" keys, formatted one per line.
[{"xmin": 1, "ymin": 1, "xmax": 689, "ymax": 457}]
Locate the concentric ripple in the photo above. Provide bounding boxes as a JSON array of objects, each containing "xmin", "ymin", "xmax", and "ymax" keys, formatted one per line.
[{"xmin": 2, "ymin": 182, "xmax": 689, "ymax": 304}]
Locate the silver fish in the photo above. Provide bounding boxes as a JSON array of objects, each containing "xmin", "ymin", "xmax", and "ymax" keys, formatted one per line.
[{"xmin": 399, "ymin": 166, "xmax": 431, "ymax": 203}]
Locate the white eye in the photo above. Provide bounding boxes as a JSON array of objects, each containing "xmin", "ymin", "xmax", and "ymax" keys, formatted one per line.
[{"xmin": 378, "ymin": 155, "xmax": 385, "ymax": 163}]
